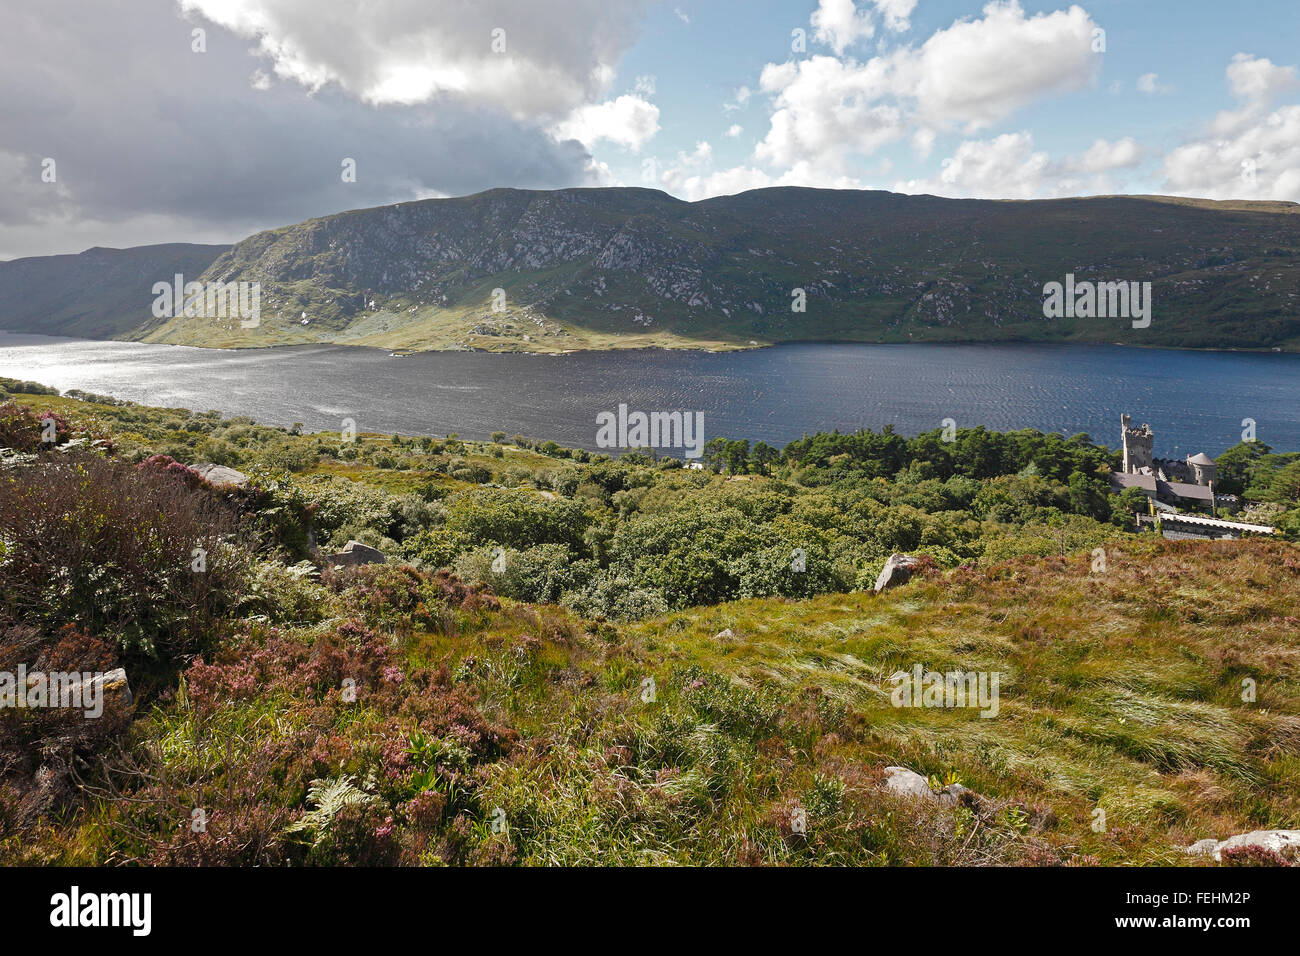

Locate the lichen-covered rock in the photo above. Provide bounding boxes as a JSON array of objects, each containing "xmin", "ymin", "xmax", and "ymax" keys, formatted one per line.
[
  {"xmin": 192, "ymin": 463, "xmax": 251, "ymax": 487},
  {"xmin": 874, "ymin": 554, "xmax": 923, "ymax": 593},
  {"xmin": 1183, "ymin": 830, "xmax": 1300, "ymax": 862},
  {"xmin": 883, "ymin": 766, "xmax": 982, "ymax": 809},
  {"xmin": 883, "ymin": 766, "xmax": 933, "ymax": 799},
  {"xmin": 327, "ymin": 540, "xmax": 386, "ymax": 567}
]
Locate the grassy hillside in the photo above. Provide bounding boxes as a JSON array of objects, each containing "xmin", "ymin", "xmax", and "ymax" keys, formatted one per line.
[
  {"xmin": 4, "ymin": 188, "xmax": 1298, "ymax": 352},
  {"xmin": 2, "ymin": 383, "xmax": 1298, "ymax": 865},
  {"xmin": 0, "ymin": 243, "xmax": 228, "ymax": 339}
]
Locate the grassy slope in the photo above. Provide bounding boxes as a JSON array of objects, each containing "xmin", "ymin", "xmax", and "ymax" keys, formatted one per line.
[
  {"xmin": 5, "ymin": 390, "xmax": 1298, "ymax": 865},
  {"xmin": 25, "ymin": 536, "xmax": 1299, "ymax": 866},
  {"xmin": 623, "ymin": 541, "xmax": 1300, "ymax": 862}
]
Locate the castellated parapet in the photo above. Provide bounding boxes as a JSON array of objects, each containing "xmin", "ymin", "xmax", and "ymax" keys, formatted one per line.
[{"xmin": 1121, "ymin": 414, "xmax": 1154, "ymax": 474}]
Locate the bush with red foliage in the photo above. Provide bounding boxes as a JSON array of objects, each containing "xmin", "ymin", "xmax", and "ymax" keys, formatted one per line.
[
  {"xmin": 1220, "ymin": 844, "xmax": 1293, "ymax": 867},
  {"xmin": 80, "ymin": 619, "xmax": 518, "ymax": 866},
  {"xmin": 322, "ymin": 564, "xmax": 501, "ymax": 632},
  {"xmin": 0, "ymin": 451, "xmax": 250, "ymax": 661},
  {"xmin": 0, "ymin": 405, "xmax": 77, "ymax": 451},
  {"xmin": 137, "ymin": 453, "xmax": 206, "ymax": 489},
  {"xmin": 0, "ymin": 624, "xmax": 130, "ymax": 831}
]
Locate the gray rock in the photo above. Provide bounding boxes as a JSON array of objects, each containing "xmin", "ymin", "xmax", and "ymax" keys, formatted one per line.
[
  {"xmin": 326, "ymin": 540, "xmax": 386, "ymax": 567},
  {"xmin": 883, "ymin": 766, "xmax": 979, "ymax": 808},
  {"xmin": 713, "ymin": 628, "xmax": 735, "ymax": 640},
  {"xmin": 935, "ymin": 783, "xmax": 971, "ymax": 807},
  {"xmin": 1184, "ymin": 830, "xmax": 1300, "ymax": 862},
  {"xmin": 883, "ymin": 766, "xmax": 934, "ymax": 799},
  {"xmin": 874, "ymin": 553, "xmax": 924, "ymax": 593},
  {"xmin": 193, "ymin": 463, "xmax": 251, "ymax": 487},
  {"xmin": 25, "ymin": 667, "xmax": 132, "ymax": 713}
]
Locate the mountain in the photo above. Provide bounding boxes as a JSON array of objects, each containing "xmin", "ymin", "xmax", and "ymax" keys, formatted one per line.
[
  {"xmin": 0, "ymin": 243, "xmax": 229, "ymax": 340},
  {"xmin": 5, "ymin": 188, "xmax": 1300, "ymax": 351}
]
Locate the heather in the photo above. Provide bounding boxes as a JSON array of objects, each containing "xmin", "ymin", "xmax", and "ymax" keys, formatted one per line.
[{"xmin": 1, "ymin": 381, "xmax": 1297, "ymax": 866}]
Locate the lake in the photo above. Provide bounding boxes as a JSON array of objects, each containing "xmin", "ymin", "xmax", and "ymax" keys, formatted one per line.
[{"xmin": 0, "ymin": 332, "xmax": 1296, "ymax": 456}]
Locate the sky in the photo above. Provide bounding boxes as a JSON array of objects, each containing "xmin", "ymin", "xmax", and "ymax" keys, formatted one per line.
[{"xmin": 2, "ymin": 0, "xmax": 1298, "ymax": 259}]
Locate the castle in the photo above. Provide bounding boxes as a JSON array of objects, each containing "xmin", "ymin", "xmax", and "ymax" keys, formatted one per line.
[
  {"xmin": 1108, "ymin": 415, "xmax": 1276, "ymax": 540},
  {"xmin": 1110, "ymin": 414, "xmax": 1222, "ymax": 512}
]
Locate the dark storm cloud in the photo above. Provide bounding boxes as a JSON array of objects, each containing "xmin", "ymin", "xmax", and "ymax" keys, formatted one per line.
[{"xmin": 0, "ymin": 0, "xmax": 609, "ymax": 256}]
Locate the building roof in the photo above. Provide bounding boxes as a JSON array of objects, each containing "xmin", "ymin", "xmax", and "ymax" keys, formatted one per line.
[
  {"xmin": 1187, "ymin": 452, "xmax": 1215, "ymax": 465},
  {"xmin": 1159, "ymin": 480, "xmax": 1214, "ymax": 502},
  {"xmin": 1152, "ymin": 512, "xmax": 1277, "ymax": 535},
  {"xmin": 1110, "ymin": 472, "xmax": 1156, "ymax": 492}
]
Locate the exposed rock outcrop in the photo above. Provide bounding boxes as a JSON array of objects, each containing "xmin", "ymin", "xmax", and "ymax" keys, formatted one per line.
[
  {"xmin": 874, "ymin": 554, "xmax": 923, "ymax": 593},
  {"xmin": 1183, "ymin": 830, "xmax": 1300, "ymax": 862},
  {"xmin": 326, "ymin": 540, "xmax": 386, "ymax": 567},
  {"xmin": 882, "ymin": 766, "xmax": 974, "ymax": 807},
  {"xmin": 193, "ymin": 463, "xmax": 251, "ymax": 487}
]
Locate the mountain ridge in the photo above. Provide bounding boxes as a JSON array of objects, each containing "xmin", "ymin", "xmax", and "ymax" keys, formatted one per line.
[{"xmin": 3, "ymin": 187, "xmax": 1298, "ymax": 351}]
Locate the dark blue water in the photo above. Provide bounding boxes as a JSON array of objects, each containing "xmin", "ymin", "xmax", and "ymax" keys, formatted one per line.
[{"xmin": 0, "ymin": 333, "xmax": 1295, "ymax": 456}]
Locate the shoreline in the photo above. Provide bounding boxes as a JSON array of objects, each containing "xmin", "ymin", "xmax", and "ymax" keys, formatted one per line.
[{"xmin": 2, "ymin": 329, "xmax": 1295, "ymax": 358}]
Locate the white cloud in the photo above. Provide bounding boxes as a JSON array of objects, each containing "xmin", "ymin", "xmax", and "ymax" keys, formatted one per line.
[
  {"xmin": 1077, "ymin": 137, "xmax": 1142, "ymax": 173},
  {"xmin": 1163, "ymin": 105, "xmax": 1300, "ymax": 201},
  {"xmin": 873, "ymin": 0, "xmax": 918, "ymax": 33},
  {"xmin": 1161, "ymin": 54, "xmax": 1300, "ymax": 201},
  {"xmin": 812, "ymin": 0, "xmax": 876, "ymax": 54},
  {"xmin": 724, "ymin": 85, "xmax": 752, "ymax": 112},
  {"xmin": 755, "ymin": 55, "xmax": 903, "ymax": 174},
  {"xmin": 0, "ymin": 0, "xmax": 608, "ymax": 257},
  {"xmin": 1226, "ymin": 53, "xmax": 1298, "ymax": 102},
  {"xmin": 725, "ymin": 124, "xmax": 743, "ymax": 137},
  {"xmin": 902, "ymin": 0, "xmax": 1099, "ymax": 131},
  {"xmin": 657, "ymin": 140, "xmax": 862, "ymax": 200},
  {"xmin": 674, "ymin": 6, "xmax": 690, "ymax": 24},
  {"xmin": 894, "ymin": 132, "xmax": 1145, "ymax": 200},
  {"xmin": 748, "ymin": 2, "xmax": 1100, "ymax": 183},
  {"xmin": 1136, "ymin": 72, "xmax": 1171, "ymax": 95},
  {"xmin": 633, "ymin": 75, "xmax": 656, "ymax": 96},
  {"xmin": 553, "ymin": 95, "xmax": 661, "ymax": 151},
  {"xmin": 912, "ymin": 127, "xmax": 937, "ymax": 158},
  {"xmin": 895, "ymin": 132, "xmax": 1052, "ymax": 199},
  {"xmin": 811, "ymin": 0, "xmax": 917, "ymax": 52},
  {"xmin": 178, "ymin": 0, "xmax": 650, "ymax": 118}
]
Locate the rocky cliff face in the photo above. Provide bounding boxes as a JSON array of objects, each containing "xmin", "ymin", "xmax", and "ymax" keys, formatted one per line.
[{"xmin": 8, "ymin": 187, "xmax": 1300, "ymax": 351}]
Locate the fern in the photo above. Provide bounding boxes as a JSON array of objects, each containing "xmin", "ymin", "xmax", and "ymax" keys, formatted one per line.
[{"xmin": 284, "ymin": 775, "xmax": 376, "ymax": 847}]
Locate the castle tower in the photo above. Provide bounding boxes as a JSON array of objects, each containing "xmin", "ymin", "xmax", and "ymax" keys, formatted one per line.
[
  {"xmin": 1187, "ymin": 452, "xmax": 1217, "ymax": 486},
  {"xmin": 1121, "ymin": 414, "xmax": 1153, "ymax": 474}
]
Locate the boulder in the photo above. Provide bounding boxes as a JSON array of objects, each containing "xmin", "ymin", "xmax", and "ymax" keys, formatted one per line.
[
  {"xmin": 883, "ymin": 766, "xmax": 933, "ymax": 799},
  {"xmin": 714, "ymin": 628, "xmax": 735, "ymax": 640},
  {"xmin": 75, "ymin": 668, "xmax": 132, "ymax": 711},
  {"xmin": 1183, "ymin": 830, "xmax": 1300, "ymax": 862},
  {"xmin": 326, "ymin": 540, "xmax": 386, "ymax": 567},
  {"xmin": 883, "ymin": 766, "xmax": 978, "ymax": 808},
  {"xmin": 23, "ymin": 667, "xmax": 132, "ymax": 713},
  {"xmin": 874, "ymin": 553, "xmax": 923, "ymax": 593},
  {"xmin": 193, "ymin": 463, "xmax": 251, "ymax": 487}
]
